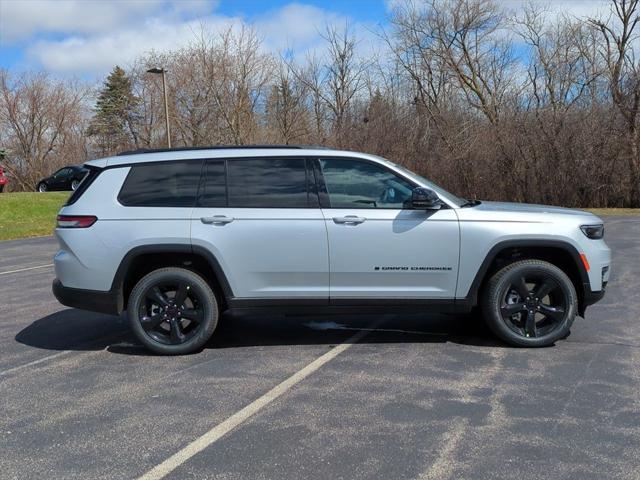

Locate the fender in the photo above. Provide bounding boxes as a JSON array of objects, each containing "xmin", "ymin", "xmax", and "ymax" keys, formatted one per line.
[
  {"xmin": 110, "ymin": 243, "xmax": 235, "ymax": 311},
  {"xmin": 461, "ymin": 239, "xmax": 590, "ymax": 308}
]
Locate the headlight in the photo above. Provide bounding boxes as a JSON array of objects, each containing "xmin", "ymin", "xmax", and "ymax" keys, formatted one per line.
[{"xmin": 580, "ymin": 224, "xmax": 604, "ymax": 239}]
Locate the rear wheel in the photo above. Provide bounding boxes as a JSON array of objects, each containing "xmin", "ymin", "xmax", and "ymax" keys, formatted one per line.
[
  {"xmin": 37, "ymin": 182, "xmax": 47, "ymax": 192},
  {"xmin": 71, "ymin": 179, "xmax": 80, "ymax": 190},
  {"xmin": 481, "ymin": 259, "xmax": 577, "ymax": 347},
  {"xmin": 127, "ymin": 267, "xmax": 219, "ymax": 355}
]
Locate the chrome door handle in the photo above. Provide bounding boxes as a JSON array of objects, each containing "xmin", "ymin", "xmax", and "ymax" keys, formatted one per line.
[
  {"xmin": 201, "ymin": 215, "xmax": 234, "ymax": 225},
  {"xmin": 333, "ymin": 215, "xmax": 366, "ymax": 225}
]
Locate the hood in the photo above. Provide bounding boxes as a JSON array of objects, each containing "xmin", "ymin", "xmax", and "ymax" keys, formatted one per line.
[{"xmin": 473, "ymin": 201, "xmax": 591, "ymax": 216}]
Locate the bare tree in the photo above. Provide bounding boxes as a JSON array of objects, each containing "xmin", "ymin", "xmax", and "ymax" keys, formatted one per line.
[
  {"xmin": 265, "ymin": 61, "xmax": 310, "ymax": 144},
  {"xmin": 286, "ymin": 24, "xmax": 369, "ymax": 147},
  {"xmin": 0, "ymin": 70, "xmax": 88, "ymax": 190},
  {"xmin": 590, "ymin": 0, "xmax": 640, "ymax": 206}
]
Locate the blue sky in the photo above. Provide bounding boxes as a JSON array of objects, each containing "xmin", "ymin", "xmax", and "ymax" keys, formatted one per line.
[{"xmin": 0, "ymin": 0, "xmax": 610, "ymax": 80}]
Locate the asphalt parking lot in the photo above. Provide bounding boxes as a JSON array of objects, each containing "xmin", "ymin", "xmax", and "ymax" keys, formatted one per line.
[{"xmin": 1, "ymin": 216, "xmax": 639, "ymax": 480}]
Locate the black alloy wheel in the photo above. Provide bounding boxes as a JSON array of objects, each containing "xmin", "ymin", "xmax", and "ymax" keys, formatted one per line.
[
  {"xmin": 140, "ymin": 282, "xmax": 204, "ymax": 345},
  {"xmin": 482, "ymin": 259, "xmax": 578, "ymax": 347},
  {"xmin": 500, "ymin": 273, "xmax": 567, "ymax": 338},
  {"xmin": 128, "ymin": 268, "xmax": 219, "ymax": 355}
]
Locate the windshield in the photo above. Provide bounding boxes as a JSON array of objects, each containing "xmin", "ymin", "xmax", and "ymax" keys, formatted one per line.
[{"xmin": 372, "ymin": 155, "xmax": 466, "ymax": 207}]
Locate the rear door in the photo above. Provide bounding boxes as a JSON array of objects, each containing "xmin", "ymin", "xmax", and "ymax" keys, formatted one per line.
[
  {"xmin": 190, "ymin": 157, "xmax": 329, "ymax": 303},
  {"xmin": 315, "ymin": 157, "xmax": 460, "ymax": 302}
]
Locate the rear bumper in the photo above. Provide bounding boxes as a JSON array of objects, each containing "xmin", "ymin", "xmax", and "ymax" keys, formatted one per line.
[{"xmin": 52, "ymin": 279, "xmax": 121, "ymax": 316}]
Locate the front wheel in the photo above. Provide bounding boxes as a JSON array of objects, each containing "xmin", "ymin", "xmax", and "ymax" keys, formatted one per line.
[
  {"xmin": 37, "ymin": 182, "xmax": 47, "ymax": 192},
  {"xmin": 481, "ymin": 259, "xmax": 578, "ymax": 347},
  {"xmin": 127, "ymin": 267, "xmax": 219, "ymax": 355}
]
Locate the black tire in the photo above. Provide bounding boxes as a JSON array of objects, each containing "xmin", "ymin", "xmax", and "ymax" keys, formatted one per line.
[
  {"xmin": 481, "ymin": 259, "xmax": 577, "ymax": 347},
  {"xmin": 0, "ymin": 184, "xmax": 4, "ymax": 193},
  {"xmin": 71, "ymin": 179, "xmax": 80, "ymax": 190},
  {"xmin": 127, "ymin": 267, "xmax": 219, "ymax": 355},
  {"xmin": 37, "ymin": 182, "xmax": 47, "ymax": 192}
]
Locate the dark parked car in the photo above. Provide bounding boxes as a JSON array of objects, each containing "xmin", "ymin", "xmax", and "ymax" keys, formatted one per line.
[{"xmin": 37, "ymin": 166, "xmax": 88, "ymax": 192}]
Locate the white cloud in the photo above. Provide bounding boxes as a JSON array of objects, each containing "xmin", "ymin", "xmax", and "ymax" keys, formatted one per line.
[
  {"xmin": 0, "ymin": 0, "xmax": 213, "ymax": 43},
  {"xmin": 503, "ymin": 0, "xmax": 610, "ymax": 19},
  {"xmin": 28, "ymin": 15, "xmax": 236, "ymax": 75},
  {"xmin": 15, "ymin": 1, "xmax": 383, "ymax": 77},
  {"xmin": 254, "ymin": 3, "xmax": 347, "ymax": 53}
]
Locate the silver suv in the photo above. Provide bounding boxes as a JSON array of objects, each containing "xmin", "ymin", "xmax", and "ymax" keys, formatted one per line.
[{"xmin": 52, "ymin": 146, "xmax": 611, "ymax": 354}]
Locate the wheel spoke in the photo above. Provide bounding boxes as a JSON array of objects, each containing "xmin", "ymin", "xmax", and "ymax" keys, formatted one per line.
[
  {"xmin": 501, "ymin": 303, "xmax": 526, "ymax": 316},
  {"xmin": 146, "ymin": 287, "xmax": 169, "ymax": 307},
  {"xmin": 514, "ymin": 276, "xmax": 530, "ymax": 299},
  {"xmin": 140, "ymin": 313, "xmax": 164, "ymax": 331},
  {"xmin": 174, "ymin": 282, "xmax": 189, "ymax": 306},
  {"xmin": 169, "ymin": 318, "xmax": 186, "ymax": 344},
  {"xmin": 534, "ymin": 279, "xmax": 555, "ymax": 300},
  {"xmin": 539, "ymin": 304, "xmax": 565, "ymax": 321},
  {"xmin": 525, "ymin": 310, "xmax": 537, "ymax": 337},
  {"xmin": 180, "ymin": 308, "xmax": 204, "ymax": 323}
]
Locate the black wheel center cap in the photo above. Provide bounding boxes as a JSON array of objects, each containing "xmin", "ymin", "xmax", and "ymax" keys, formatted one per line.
[{"xmin": 167, "ymin": 305, "xmax": 179, "ymax": 316}]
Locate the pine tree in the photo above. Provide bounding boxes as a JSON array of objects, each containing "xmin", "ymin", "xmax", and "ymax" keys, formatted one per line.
[{"xmin": 87, "ymin": 66, "xmax": 139, "ymax": 154}]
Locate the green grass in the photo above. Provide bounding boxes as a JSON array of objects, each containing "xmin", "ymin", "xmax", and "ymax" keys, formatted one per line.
[
  {"xmin": 0, "ymin": 192, "xmax": 69, "ymax": 241},
  {"xmin": 584, "ymin": 208, "xmax": 640, "ymax": 216}
]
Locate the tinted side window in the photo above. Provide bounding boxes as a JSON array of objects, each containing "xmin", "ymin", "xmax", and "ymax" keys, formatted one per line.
[
  {"xmin": 200, "ymin": 160, "xmax": 227, "ymax": 207},
  {"xmin": 227, "ymin": 158, "xmax": 309, "ymax": 208},
  {"xmin": 319, "ymin": 158, "xmax": 414, "ymax": 209},
  {"xmin": 118, "ymin": 160, "xmax": 202, "ymax": 207}
]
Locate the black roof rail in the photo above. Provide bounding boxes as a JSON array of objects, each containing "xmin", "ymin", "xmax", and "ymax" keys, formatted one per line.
[{"xmin": 117, "ymin": 145, "xmax": 329, "ymax": 156}]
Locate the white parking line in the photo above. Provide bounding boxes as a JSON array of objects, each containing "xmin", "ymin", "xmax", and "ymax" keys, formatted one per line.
[
  {"xmin": 137, "ymin": 321, "xmax": 382, "ymax": 480},
  {"xmin": 0, "ymin": 264, "xmax": 53, "ymax": 275},
  {"xmin": 0, "ymin": 332, "xmax": 129, "ymax": 378},
  {"xmin": 0, "ymin": 351, "xmax": 71, "ymax": 377}
]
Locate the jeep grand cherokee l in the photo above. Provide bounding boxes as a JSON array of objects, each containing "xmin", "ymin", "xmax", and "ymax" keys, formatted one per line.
[{"xmin": 52, "ymin": 146, "xmax": 611, "ymax": 354}]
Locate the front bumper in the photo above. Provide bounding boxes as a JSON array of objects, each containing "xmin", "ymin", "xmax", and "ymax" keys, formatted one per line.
[
  {"xmin": 579, "ymin": 281, "xmax": 607, "ymax": 316},
  {"xmin": 584, "ymin": 284, "xmax": 607, "ymax": 307},
  {"xmin": 52, "ymin": 279, "xmax": 121, "ymax": 315}
]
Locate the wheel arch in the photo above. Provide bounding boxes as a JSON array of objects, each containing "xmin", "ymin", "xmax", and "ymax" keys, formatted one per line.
[
  {"xmin": 111, "ymin": 244, "xmax": 233, "ymax": 313},
  {"xmin": 465, "ymin": 239, "xmax": 589, "ymax": 315}
]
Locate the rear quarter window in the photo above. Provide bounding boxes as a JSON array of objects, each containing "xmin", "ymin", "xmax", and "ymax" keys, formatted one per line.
[{"xmin": 118, "ymin": 160, "xmax": 203, "ymax": 207}]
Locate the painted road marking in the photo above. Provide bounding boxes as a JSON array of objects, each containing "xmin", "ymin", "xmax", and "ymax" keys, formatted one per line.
[
  {"xmin": 0, "ymin": 264, "xmax": 53, "ymax": 275},
  {"xmin": 137, "ymin": 320, "xmax": 383, "ymax": 480},
  {"xmin": 0, "ymin": 351, "xmax": 71, "ymax": 377},
  {"xmin": 0, "ymin": 332, "xmax": 128, "ymax": 378}
]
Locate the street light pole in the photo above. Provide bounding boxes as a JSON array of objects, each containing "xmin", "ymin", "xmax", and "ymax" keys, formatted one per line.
[{"xmin": 147, "ymin": 67, "xmax": 171, "ymax": 148}]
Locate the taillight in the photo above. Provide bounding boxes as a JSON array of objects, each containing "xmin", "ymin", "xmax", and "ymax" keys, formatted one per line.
[{"xmin": 56, "ymin": 215, "xmax": 97, "ymax": 228}]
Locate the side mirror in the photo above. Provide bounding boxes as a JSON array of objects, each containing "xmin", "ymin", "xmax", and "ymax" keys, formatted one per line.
[{"xmin": 411, "ymin": 187, "xmax": 441, "ymax": 210}]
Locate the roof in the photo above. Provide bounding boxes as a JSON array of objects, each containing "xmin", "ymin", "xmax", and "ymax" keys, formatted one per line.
[
  {"xmin": 86, "ymin": 146, "xmax": 365, "ymax": 169},
  {"xmin": 117, "ymin": 145, "xmax": 329, "ymax": 156}
]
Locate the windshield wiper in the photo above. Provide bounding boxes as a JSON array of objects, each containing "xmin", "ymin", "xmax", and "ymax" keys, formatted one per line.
[{"xmin": 460, "ymin": 198, "xmax": 481, "ymax": 208}]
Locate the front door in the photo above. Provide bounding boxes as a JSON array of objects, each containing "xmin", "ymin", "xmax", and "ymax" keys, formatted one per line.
[
  {"xmin": 315, "ymin": 158, "xmax": 460, "ymax": 301},
  {"xmin": 191, "ymin": 157, "xmax": 329, "ymax": 303}
]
